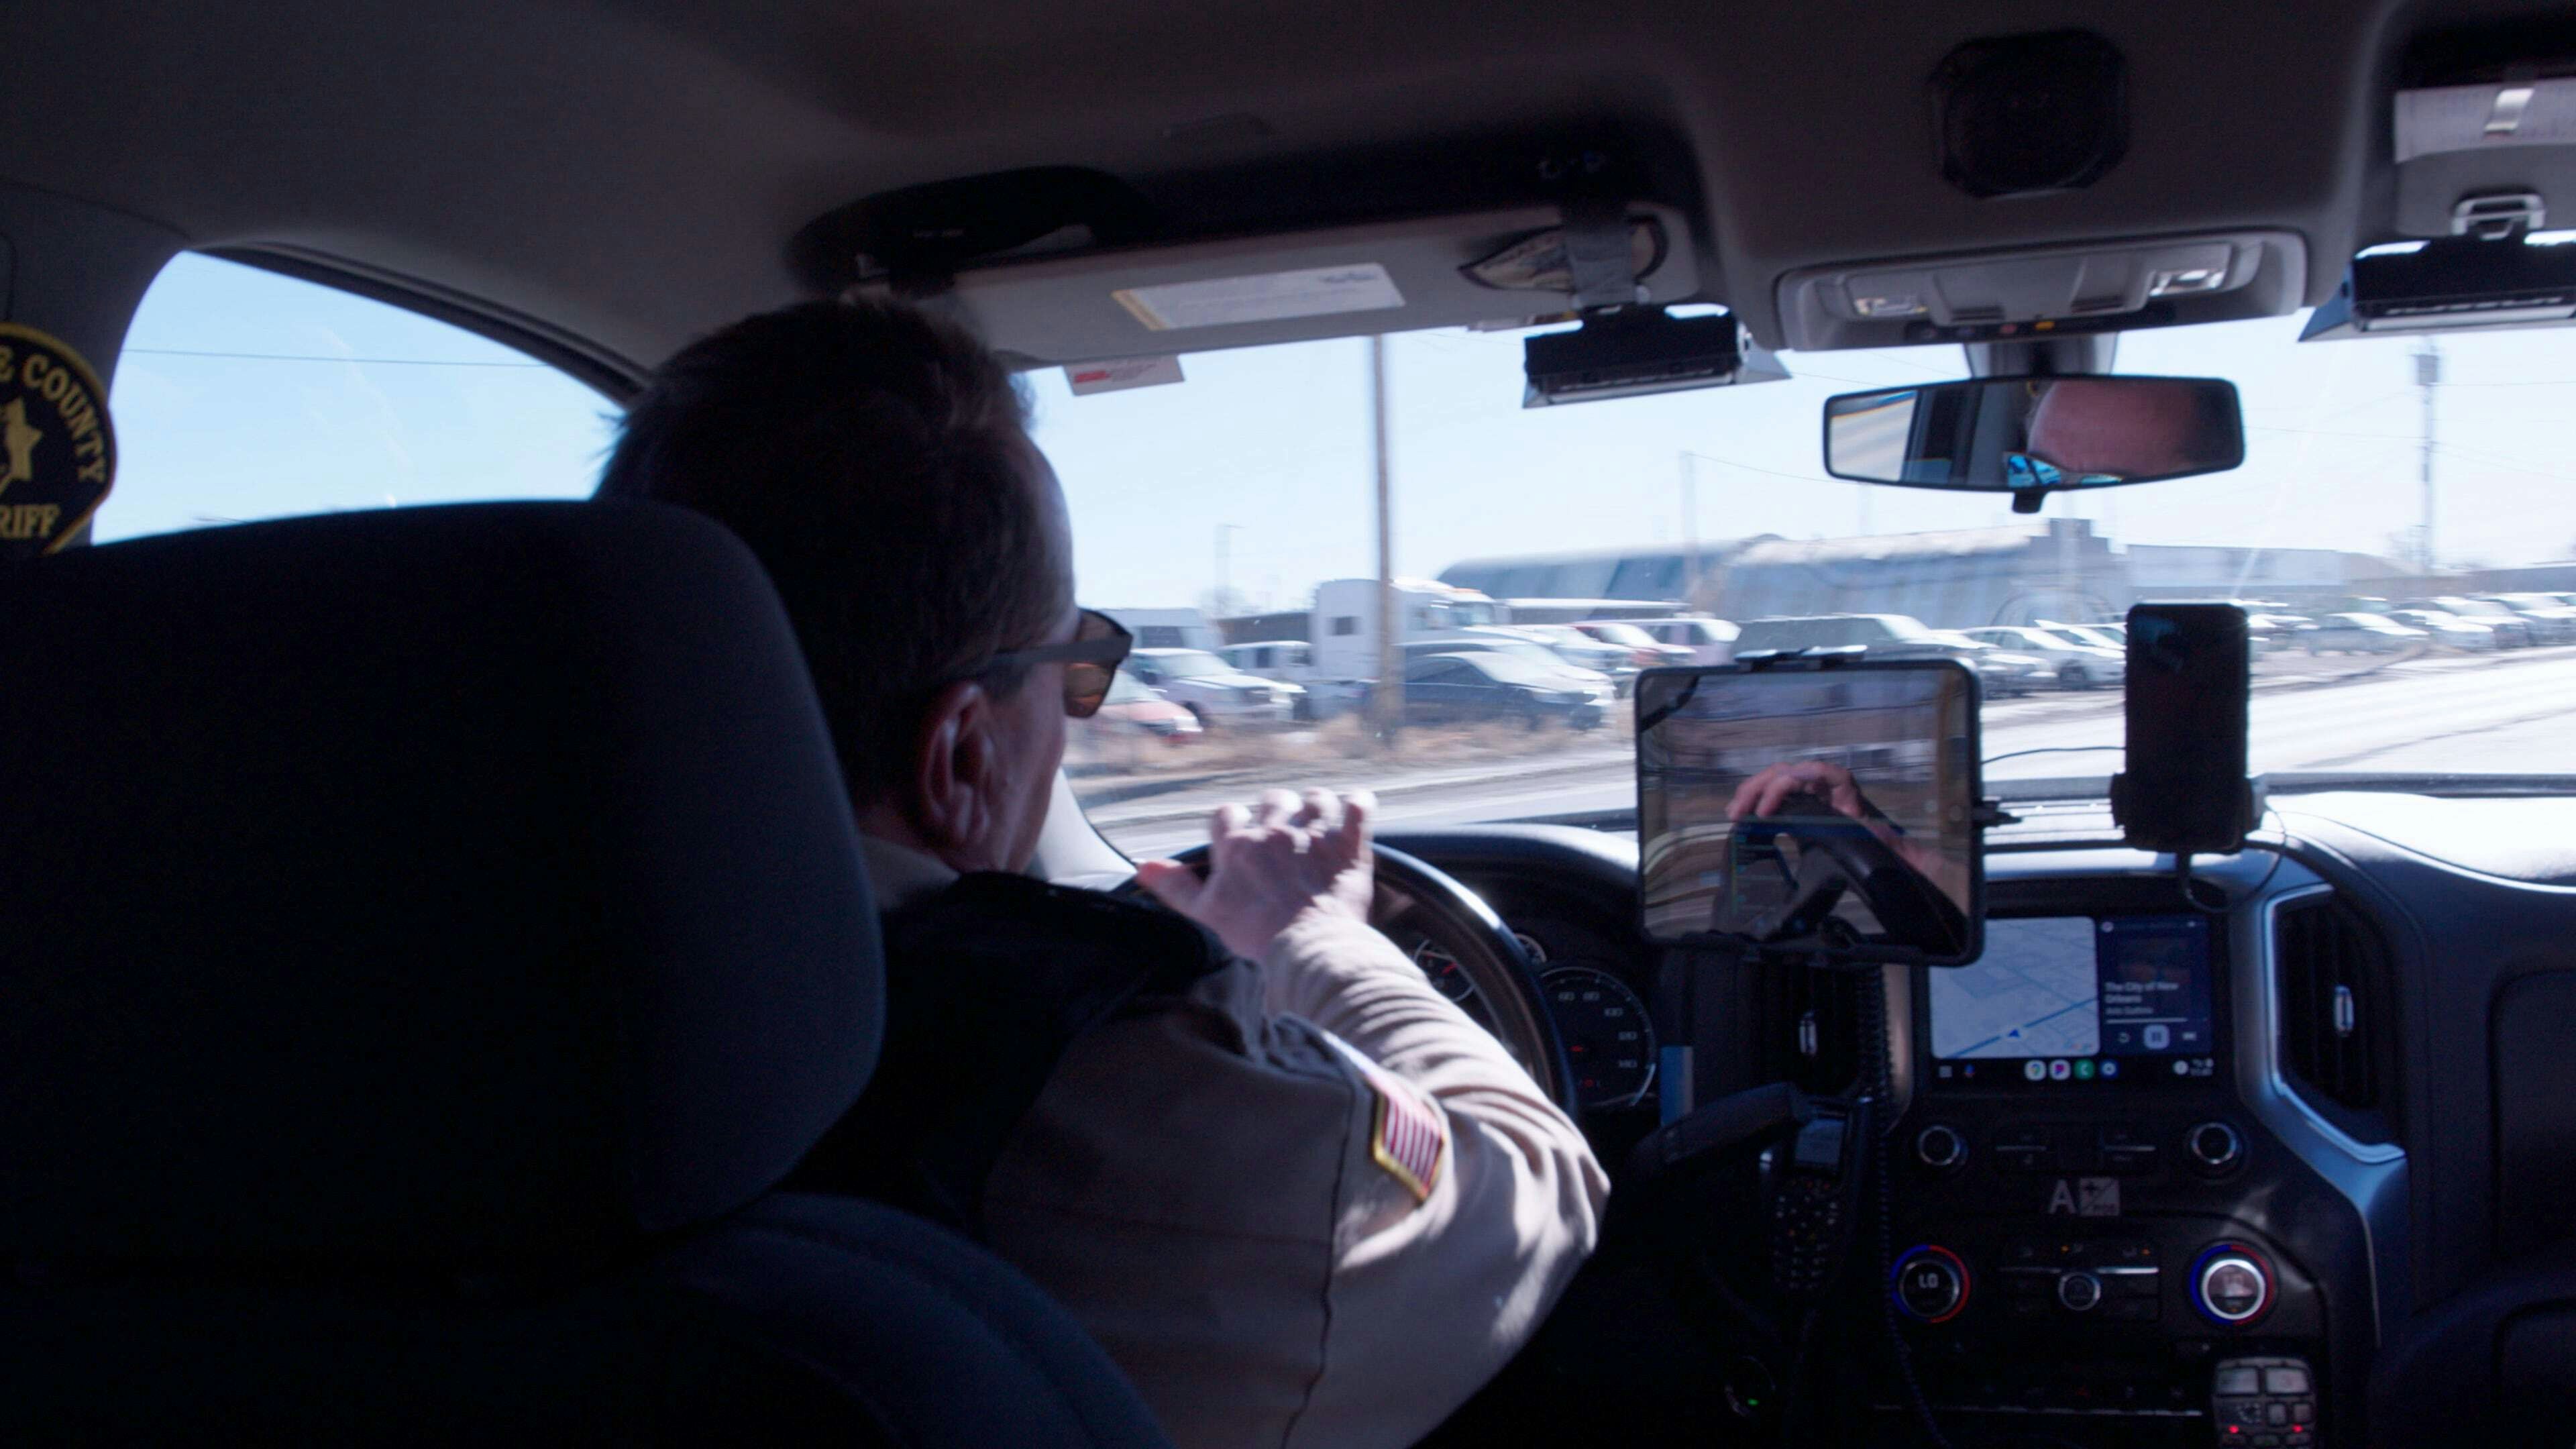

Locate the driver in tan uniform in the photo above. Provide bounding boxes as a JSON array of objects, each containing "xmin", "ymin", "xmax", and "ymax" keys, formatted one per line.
[{"xmin": 596, "ymin": 296, "xmax": 1607, "ymax": 1449}]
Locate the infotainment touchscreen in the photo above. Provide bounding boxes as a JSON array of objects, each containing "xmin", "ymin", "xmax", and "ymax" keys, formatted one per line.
[{"xmin": 1925, "ymin": 914, "xmax": 2216, "ymax": 1083}]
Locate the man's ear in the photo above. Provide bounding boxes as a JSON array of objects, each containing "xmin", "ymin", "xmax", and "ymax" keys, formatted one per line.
[{"xmin": 906, "ymin": 678, "xmax": 1003, "ymax": 859}]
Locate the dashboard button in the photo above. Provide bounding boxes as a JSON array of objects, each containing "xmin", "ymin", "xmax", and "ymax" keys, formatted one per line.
[
  {"xmin": 2213, "ymin": 1366, "xmax": 2261, "ymax": 1396},
  {"xmin": 2187, "ymin": 1120, "xmax": 2244, "ymax": 1175},
  {"xmin": 2263, "ymin": 1366, "xmax": 2311, "ymax": 1395},
  {"xmin": 2104, "ymin": 1297, "xmax": 2157, "ymax": 1321},
  {"xmin": 1915, "ymin": 1122, "xmax": 1968, "ymax": 1171},
  {"xmin": 2055, "ymin": 1271, "xmax": 2103, "ymax": 1311},
  {"xmin": 1994, "ymin": 1124, "xmax": 2056, "ymax": 1172},
  {"xmin": 2192, "ymin": 1247, "xmax": 2274, "ymax": 1325}
]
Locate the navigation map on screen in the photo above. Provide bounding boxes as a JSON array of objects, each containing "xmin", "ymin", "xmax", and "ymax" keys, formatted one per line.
[
  {"xmin": 1928, "ymin": 917, "xmax": 2100, "ymax": 1059},
  {"xmin": 1927, "ymin": 914, "xmax": 2215, "ymax": 1075}
]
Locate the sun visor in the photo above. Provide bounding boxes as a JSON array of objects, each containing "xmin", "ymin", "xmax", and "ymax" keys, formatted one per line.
[
  {"xmin": 874, "ymin": 205, "xmax": 1703, "ymax": 368},
  {"xmin": 1773, "ymin": 231, "xmax": 2306, "ymax": 352}
]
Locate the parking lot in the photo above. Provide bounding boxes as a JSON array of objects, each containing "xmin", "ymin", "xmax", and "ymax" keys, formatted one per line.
[{"xmin": 1081, "ymin": 641, "xmax": 2576, "ymax": 859}]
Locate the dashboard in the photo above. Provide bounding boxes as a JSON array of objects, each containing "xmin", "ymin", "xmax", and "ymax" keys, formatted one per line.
[{"xmin": 1390, "ymin": 791, "xmax": 2576, "ymax": 1448}]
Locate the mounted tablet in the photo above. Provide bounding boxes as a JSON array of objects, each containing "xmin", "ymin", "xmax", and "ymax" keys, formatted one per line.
[{"xmin": 1636, "ymin": 659, "xmax": 1985, "ymax": 965}]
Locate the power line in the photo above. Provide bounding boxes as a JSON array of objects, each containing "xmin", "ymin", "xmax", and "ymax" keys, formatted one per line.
[{"xmin": 121, "ymin": 347, "xmax": 546, "ymax": 368}]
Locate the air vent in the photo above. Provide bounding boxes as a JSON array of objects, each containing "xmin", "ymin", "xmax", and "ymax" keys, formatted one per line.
[{"xmin": 2275, "ymin": 894, "xmax": 2392, "ymax": 1118}]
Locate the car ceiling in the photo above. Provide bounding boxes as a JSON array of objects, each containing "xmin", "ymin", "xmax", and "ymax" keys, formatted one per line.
[{"xmin": 0, "ymin": 0, "xmax": 2555, "ymax": 381}]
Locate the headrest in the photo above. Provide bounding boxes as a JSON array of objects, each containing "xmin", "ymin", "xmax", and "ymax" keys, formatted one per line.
[{"xmin": 0, "ymin": 502, "xmax": 882, "ymax": 1265}]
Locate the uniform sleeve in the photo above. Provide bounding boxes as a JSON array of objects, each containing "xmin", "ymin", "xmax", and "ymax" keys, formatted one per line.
[
  {"xmin": 1259, "ymin": 911, "xmax": 1609, "ymax": 1449},
  {"xmin": 977, "ymin": 916, "xmax": 1605, "ymax": 1449}
]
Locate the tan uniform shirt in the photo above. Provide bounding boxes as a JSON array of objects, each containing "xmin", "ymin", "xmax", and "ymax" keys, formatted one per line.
[{"xmin": 860, "ymin": 837, "xmax": 1609, "ymax": 1449}]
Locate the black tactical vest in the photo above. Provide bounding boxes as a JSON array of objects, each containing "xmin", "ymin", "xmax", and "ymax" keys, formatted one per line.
[{"xmin": 790, "ymin": 873, "xmax": 1232, "ymax": 1238}]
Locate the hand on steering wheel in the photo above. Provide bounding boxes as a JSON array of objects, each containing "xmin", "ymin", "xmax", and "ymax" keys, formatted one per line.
[
  {"xmin": 1133, "ymin": 788, "xmax": 1375, "ymax": 959},
  {"xmin": 1125, "ymin": 788, "xmax": 1576, "ymax": 1114}
]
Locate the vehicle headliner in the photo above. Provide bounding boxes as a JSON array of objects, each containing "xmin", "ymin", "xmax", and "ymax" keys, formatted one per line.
[{"xmin": 0, "ymin": 0, "xmax": 2526, "ymax": 384}]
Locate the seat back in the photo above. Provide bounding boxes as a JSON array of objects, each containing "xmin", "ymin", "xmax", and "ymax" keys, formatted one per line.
[{"xmin": 0, "ymin": 503, "xmax": 1169, "ymax": 1445}]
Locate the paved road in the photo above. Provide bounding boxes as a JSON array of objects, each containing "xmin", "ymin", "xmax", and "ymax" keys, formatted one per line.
[{"xmin": 1090, "ymin": 646, "xmax": 2576, "ymax": 859}]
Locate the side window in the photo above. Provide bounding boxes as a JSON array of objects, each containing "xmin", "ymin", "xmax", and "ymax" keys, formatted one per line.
[
  {"xmin": 100, "ymin": 254, "xmax": 616, "ymax": 543},
  {"xmin": 1137, "ymin": 626, "xmax": 1186, "ymax": 648},
  {"xmin": 1331, "ymin": 616, "xmax": 1360, "ymax": 637}
]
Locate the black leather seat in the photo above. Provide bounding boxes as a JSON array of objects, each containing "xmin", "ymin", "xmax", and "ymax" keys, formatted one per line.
[{"xmin": 0, "ymin": 502, "xmax": 1173, "ymax": 1446}]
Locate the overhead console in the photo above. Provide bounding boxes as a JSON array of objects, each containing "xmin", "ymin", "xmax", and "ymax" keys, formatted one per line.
[{"xmin": 1774, "ymin": 231, "xmax": 2310, "ymax": 352}]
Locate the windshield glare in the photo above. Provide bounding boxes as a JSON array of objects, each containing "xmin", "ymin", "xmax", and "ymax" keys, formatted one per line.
[{"xmin": 1038, "ymin": 313, "xmax": 2576, "ymax": 859}]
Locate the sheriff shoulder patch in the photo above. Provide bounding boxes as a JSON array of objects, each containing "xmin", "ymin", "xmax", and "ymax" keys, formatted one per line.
[
  {"xmin": 0, "ymin": 323, "xmax": 116, "ymax": 561},
  {"xmin": 1356, "ymin": 1056, "xmax": 1446, "ymax": 1204}
]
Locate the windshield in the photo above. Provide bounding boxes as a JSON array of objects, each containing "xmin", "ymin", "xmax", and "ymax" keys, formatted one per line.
[
  {"xmin": 1039, "ymin": 315, "xmax": 2576, "ymax": 858},
  {"xmin": 1585, "ymin": 622, "xmax": 1658, "ymax": 647}
]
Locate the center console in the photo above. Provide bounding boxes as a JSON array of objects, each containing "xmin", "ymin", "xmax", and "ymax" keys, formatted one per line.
[{"xmin": 1879, "ymin": 875, "xmax": 2353, "ymax": 1447}]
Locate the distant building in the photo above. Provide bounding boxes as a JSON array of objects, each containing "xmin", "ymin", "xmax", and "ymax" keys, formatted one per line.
[
  {"xmin": 2127, "ymin": 545, "xmax": 2413, "ymax": 603},
  {"xmin": 1439, "ymin": 525, "xmax": 2424, "ymax": 629},
  {"xmin": 1713, "ymin": 520, "xmax": 2123, "ymax": 628},
  {"xmin": 1438, "ymin": 541, "xmax": 1771, "ymax": 610}
]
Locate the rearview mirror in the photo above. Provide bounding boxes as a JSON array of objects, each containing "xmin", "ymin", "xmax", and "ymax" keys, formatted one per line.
[{"xmin": 1821, "ymin": 375, "xmax": 2243, "ymax": 513}]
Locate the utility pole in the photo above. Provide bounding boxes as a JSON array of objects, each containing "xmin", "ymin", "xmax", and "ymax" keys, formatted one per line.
[
  {"xmin": 2416, "ymin": 341, "xmax": 2441, "ymax": 574},
  {"xmin": 1371, "ymin": 336, "xmax": 1402, "ymax": 741},
  {"xmin": 1214, "ymin": 523, "xmax": 1240, "ymax": 618},
  {"xmin": 1677, "ymin": 451, "xmax": 1701, "ymax": 606}
]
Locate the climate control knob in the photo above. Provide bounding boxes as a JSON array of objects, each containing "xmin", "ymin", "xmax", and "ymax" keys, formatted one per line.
[
  {"xmin": 2191, "ymin": 1245, "xmax": 2274, "ymax": 1326},
  {"xmin": 1915, "ymin": 1123, "xmax": 1968, "ymax": 1171},
  {"xmin": 2056, "ymin": 1270, "xmax": 2104, "ymax": 1312},
  {"xmin": 2186, "ymin": 1120, "xmax": 2244, "ymax": 1175},
  {"xmin": 1892, "ymin": 1245, "xmax": 1970, "ymax": 1324}
]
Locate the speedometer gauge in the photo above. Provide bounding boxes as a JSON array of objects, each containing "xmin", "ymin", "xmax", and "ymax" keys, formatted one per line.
[
  {"xmin": 1410, "ymin": 940, "xmax": 1477, "ymax": 1002},
  {"xmin": 1541, "ymin": 966, "xmax": 1656, "ymax": 1110}
]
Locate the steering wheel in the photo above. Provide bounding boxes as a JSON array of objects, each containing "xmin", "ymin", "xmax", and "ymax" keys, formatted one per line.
[{"xmin": 1144, "ymin": 843, "xmax": 1578, "ymax": 1116}]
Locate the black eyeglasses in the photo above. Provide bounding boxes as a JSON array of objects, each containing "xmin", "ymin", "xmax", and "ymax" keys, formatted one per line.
[{"xmin": 981, "ymin": 608, "xmax": 1132, "ymax": 718}]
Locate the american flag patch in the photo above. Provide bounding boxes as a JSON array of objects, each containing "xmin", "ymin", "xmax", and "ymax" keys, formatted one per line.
[{"xmin": 1356, "ymin": 1059, "xmax": 1445, "ymax": 1203}]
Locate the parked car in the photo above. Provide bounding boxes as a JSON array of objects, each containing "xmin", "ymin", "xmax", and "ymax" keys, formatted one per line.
[
  {"xmin": 2420, "ymin": 597, "xmax": 2537, "ymax": 648},
  {"xmin": 2039, "ymin": 619, "xmax": 2127, "ymax": 652},
  {"xmin": 1215, "ymin": 639, "xmax": 1361, "ymax": 719},
  {"xmin": 2386, "ymin": 608, "xmax": 2502, "ymax": 651},
  {"xmin": 1733, "ymin": 614, "xmax": 2041, "ymax": 693},
  {"xmin": 1401, "ymin": 635, "xmax": 1619, "ymax": 696},
  {"xmin": 1397, "ymin": 650, "xmax": 1610, "ymax": 731},
  {"xmin": 2296, "ymin": 612, "xmax": 2428, "ymax": 655},
  {"xmin": 1961, "ymin": 625, "xmax": 2125, "ymax": 689},
  {"xmin": 1070, "ymin": 673, "xmax": 1202, "ymax": 767},
  {"xmin": 2477, "ymin": 594, "xmax": 2576, "ymax": 644},
  {"xmin": 1124, "ymin": 647, "xmax": 1302, "ymax": 727},
  {"xmin": 1568, "ymin": 620, "xmax": 1698, "ymax": 669},
  {"xmin": 1613, "ymin": 615, "xmax": 1737, "ymax": 664},
  {"xmin": 1506, "ymin": 625, "xmax": 1644, "ymax": 694},
  {"xmin": 2243, "ymin": 613, "xmax": 2312, "ymax": 654},
  {"xmin": 1921, "ymin": 630, "xmax": 2050, "ymax": 697}
]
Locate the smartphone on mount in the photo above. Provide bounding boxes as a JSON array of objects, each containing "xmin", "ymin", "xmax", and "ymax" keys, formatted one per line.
[{"xmin": 2112, "ymin": 603, "xmax": 2257, "ymax": 855}]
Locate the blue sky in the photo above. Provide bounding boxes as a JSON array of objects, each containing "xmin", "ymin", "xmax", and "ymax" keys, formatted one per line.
[{"xmin": 101, "ymin": 252, "xmax": 2576, "ymax": 614}]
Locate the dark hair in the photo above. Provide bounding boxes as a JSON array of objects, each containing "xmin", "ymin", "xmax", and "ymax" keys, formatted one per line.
[{"xmin": 597, "ymin": 297, "xmax": 1066, "ymax": 804}]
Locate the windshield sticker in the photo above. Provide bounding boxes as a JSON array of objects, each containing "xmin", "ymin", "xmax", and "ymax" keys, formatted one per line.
[
  {"xmin": 1065, "ymin": 354, "xmax": 1186, "ymax": 396},
  {"xmin": 1113, "ymin": 264, "xmax": 1405, "ymax": 332},
  {"xmin": 0, "ymin": 323, "xmax": 115, "ymax": 561}
]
